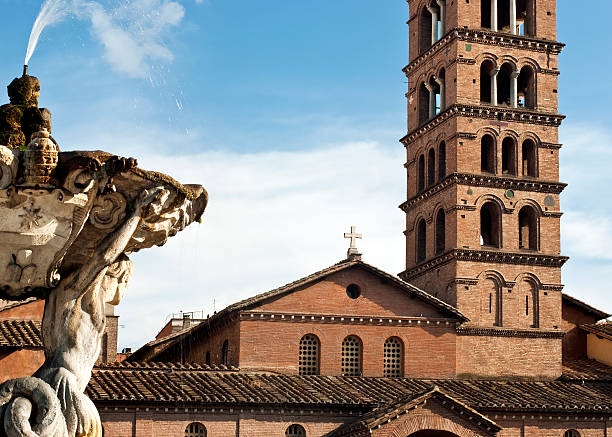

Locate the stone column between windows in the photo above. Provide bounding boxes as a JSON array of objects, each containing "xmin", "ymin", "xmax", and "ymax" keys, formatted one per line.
[
  {"xmin": 427, "ymin": 5, "xmax": 439, "ymax": 45},
  {"xmin": 510, "ymin": 69, "xmax": 519, "ymax": 108},
  {"xmin": 510, "ymin": 0, "xmax": 517, "ymax": 34},
  {"xmin": 491, "ymin": 0, "xmax": 498, "ymax": 31},
  {"xmin": 436, "ymin": 0, "xmax": 446, "ymax": 36},
  {"xmin": 490, "ymin": 68, "xmax": 499, "ymax": 106},
  {"xmin": 434, "ymin": 76, "xmax": 445, "ymax": 111},
  {"xmin": 425, "ymin": 82, "xmax": 436, "ymax": 119}
]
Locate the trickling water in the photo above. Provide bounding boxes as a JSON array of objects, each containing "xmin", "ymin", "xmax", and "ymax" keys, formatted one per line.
[{"xmin": 25, "ymin": 0, "xmax": 69, "ymax": 67}]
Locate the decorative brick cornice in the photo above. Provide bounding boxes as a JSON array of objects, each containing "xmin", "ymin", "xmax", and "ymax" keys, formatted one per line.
[
  {"xmin": 399, "ymin": 249, "xmax": 568, "ymax": 281},
  {"xmin": 457, "ymin": 325, "xmax": 565, "ymax": 339},
  {"xmin": 399, "ymin": 173, "xmax": 566, "ymax": 212},
  {"xmin": 240, "ymin": 311, "xmax": 458, "ymax": 327},
  {"xmin": 400, "ymin": 104, "xmax": 565, "ymax": 146},
  {"xmin": 403, "ymin": 28, "xmax": 564, "ymax": 76},
  {"xmin": 540, "ymin": 142, "xmax": 562, "ymax": 150}
]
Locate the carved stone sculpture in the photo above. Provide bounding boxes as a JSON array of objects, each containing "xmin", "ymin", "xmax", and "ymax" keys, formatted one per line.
[{"xmin": 0, "ymin": 72, "xmax": 208, "ymax": 437}]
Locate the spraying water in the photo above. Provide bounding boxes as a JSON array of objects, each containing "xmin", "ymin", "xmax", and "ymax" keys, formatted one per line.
[{"xmin": 24, "ymin": 0, "xmax": 69, "ymax": 67}]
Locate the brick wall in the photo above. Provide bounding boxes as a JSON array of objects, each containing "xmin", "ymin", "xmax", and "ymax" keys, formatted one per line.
[
  {"xmin": 560, "ymin": 301, "xmax": 598, "ymax": 360},
  {"xmin": 178, "ymin": 318, "xmax": 241, "ymax": 367},
  {"xmin": 456, "ymin": 332, "xmax": 562, "ymax": 379},
  {"xmin": 239, "ymin": 318, "xmax": 457, "ymax": 378},
  {"xmin": 98, "ymin": 408, "xmax": 355, "ymax": 437}
]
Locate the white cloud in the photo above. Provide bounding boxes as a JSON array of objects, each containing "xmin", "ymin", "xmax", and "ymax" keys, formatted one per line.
[
  {"xmin": 562, "ymin": 212, "xmax": 612, "ymax": 260},
  {"xmin": 117, "ymin": 142, "xmax": 406, "ymax": 347}
]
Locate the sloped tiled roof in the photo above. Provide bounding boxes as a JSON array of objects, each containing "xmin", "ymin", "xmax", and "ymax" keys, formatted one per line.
[
  {"xmin": 87, "ymin": 363, "xmax": 612, "ymax": 413},
  {"xmin": 563, "ymin": 294, "xmax": 610, "ymax": 320},
  {"xmin": 0, "ymin": 298, "xmax": 38, "ymax": 312},
  {"xmin": 581, "ymin": 322, "xmax": 612, "ymax": 341},
  {"xmin": 562, "ymin": 360, "xmax": 612, "ymax": 382},
  {"xmin": 0, "ymin": 319, "xmax": 42, "ymax": 348},
  {"xmin": 330, "ymin": 387, "xmax": 502, "ymax": 436},
  {"xmin": 128, "ymin": 259, "xmax": 468, "ymax": 362}
]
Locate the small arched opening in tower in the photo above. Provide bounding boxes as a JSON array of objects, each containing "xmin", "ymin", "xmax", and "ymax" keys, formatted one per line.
[
  {"xmin": 518, "ymin": 205, "xmax": 538, "ymax": 250},
  {"xmin": 497, "ymin": 62, "xmax": 514, "ymax": 106},
  {"xmin": 516, "ymin": 0, "xmax": 536, "ymax": 36},
  {"xmin": 481, "ymin": 134, "xmax": 496, "ymax": 174},
  {"xmin": 480, "ymin": 202, "xmax": 501, "ymax": 248},
  {"xmin": 481, "ymin": 0, "xmax": 492, "ymax": 29},
  {"xmin": 438, "ymin": 141, "xmax": 446, "ymax": 180},
  {"xmin": 517, "ymin": 65, "xmax": 536, "ymax": 109},
  {"xmin": 416, "ymin": 218, "xmax": 427, "ymax": 262},
  {"xmin": 521, "ymin": 139, "xmax": 537, "ymax": 177},
  {"xmin": 435, "ymin": 209, "xmax": 446, "ymax": 255},
  {"xmin": 427, "ymin": 148, "xmax": 436, "ymax": 187},
  {"xmin": 480, "ymin": 60, "xmax": 496, "ymax": 104},
  {"xmin": 436, "ymin": 68, "xmax": 446, "ymax": 113},
  {"xmin": 480, "ymin": 277, "xmax": 502, "ymax": 327},
  {"xmin": 419, "ymin": 6, "xmax": 433, "ymax": 54},
  {"xmin": 418, "ymin": 82, "xmax": 430, "ymax": 125},
  {"xmin": 418, "ymin": 154, "xmax": 426, "ymax": 192},
  {"xmin": 498, "ymin": 0, "xmax": 511, "ymax": 33},
  {"xmin": 502, "ymin": 137, "xmax": 518, "ymax": 175}
]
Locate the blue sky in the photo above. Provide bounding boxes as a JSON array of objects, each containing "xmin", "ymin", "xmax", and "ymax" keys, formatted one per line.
[{"xmin": 0, "ymin": 1, "xmax": 610, "ymax": 348}]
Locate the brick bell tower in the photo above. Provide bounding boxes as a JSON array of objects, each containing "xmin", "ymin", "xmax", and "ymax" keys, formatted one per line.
[{"xmin": 399, "ymin": 0, "xmax": 567, "ymax": 333}]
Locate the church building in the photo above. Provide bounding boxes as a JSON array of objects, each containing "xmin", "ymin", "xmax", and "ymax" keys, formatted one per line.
[{"xmin": 1, "ymin": 0, "xmax": 611, "ymax": 436}]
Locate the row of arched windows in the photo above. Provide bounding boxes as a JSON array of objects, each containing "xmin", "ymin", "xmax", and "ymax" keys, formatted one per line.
[
  {"xmin": 480, "ymin": 275, "xmax": 539, "ymax": 328},
  {"xmin": 481, "ymin": 134, "xmax": 537, "ymax": 177},
  {"xmin": 417, "ymin": 141, "xmax": 446, "ymax": 192},
  {"xmin": 414, "ymin": 202, "xmax": 539, "ymax": 264},
  {"xmin": 298, "ymin": 334, "xmax": 404, "ymax": 377},
  {"xmin": 418, "ymin": 1, "xmax": 536, "ymax": 57},
  {"xmin": 481, "ymin": 0, "xmax": 536, "ymax": 36},
  {"xmin": 184, "ymin": 423, "xmax": 307, "ymax": 437},
  {"xmin": 480, "ymin": 61, "xmax": 536, "ymax": 108}
]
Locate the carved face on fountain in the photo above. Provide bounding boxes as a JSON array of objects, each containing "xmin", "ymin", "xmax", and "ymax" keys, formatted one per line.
[{"xmin": 101, "ymin": 255, "xmax": 133, "ymax": 306}]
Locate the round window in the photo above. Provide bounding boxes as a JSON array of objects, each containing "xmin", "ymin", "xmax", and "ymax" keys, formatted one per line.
[{"xmin": 346, "ymin": 284, "xmax": 362, "ymax": 299}]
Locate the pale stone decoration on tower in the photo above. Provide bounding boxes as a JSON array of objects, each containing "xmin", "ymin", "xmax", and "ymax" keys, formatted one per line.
[{"xmin": 0, "ymin": 71, "xmax": 208, "ymax": 437}]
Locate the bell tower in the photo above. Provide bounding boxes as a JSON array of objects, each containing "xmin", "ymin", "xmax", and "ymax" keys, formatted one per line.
[{"xmin": 399, "ymin": 0, "xmax": 567, "ymax": 333}]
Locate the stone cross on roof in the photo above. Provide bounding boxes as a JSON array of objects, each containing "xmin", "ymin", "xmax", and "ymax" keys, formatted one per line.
[{"xmin": 344, "ymin": 226, "xmax": 362, "ymax": 260}]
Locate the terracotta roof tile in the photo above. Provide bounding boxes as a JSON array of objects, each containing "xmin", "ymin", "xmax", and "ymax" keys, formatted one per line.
[
  {"xmin": 0, "ymin": 319, "xmax": 42, "ymax": 348},
  {"xmin": 87, "ymin": 364, "xmax": 612, "ymax": 413},
  {"xmin": 581, "ymin": 322, "xmax": 612, "ymax": 341},
  {"xmin": 562, "ymin": 360, "xmax": 612, "ymax": 381}
]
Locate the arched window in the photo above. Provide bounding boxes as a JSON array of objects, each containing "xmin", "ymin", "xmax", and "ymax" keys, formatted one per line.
[
  {"xmin": 438, "ymin": 141, "xmax": 446, "ymax": 180},
  {"xmin": 481, "ymin": 278, "xmax": 501, "ymax": 326},
  {"xmin": 517, "ymin": 66, "xmax": 536, "ymax": 108},
  {"xmin": 221, "ymin": 340, "xmax": 229, "ymax": 365},
  {"xmin": 522, "ymin": 139, "xmax": 537, "ymax": 177},
  {"xmin": 518, "ymin": 279, "xmax": 538, "ymax": 328},
  {"xmin": 205, "ymin": 351, "xmax": 211, "ymax": 366},
  {"xmin": 436, "ymin": 68, "xmax": 446, "ymax": 113},
  {"xmin": 480, "ymin": 202, "xmax": 501, "ymax": 248},
  {"xmin": 299, "ymin": 334, "xmax": 320, "ymax": 375},
  {"xmin": 416, "ymin": 219, "xmax": 427, "ymax": 263},
  {"xmin": 518, "ymin": 206, "xmax": 538, "ymax": 250},
  {"xmin": 481, "ymin": 0, "xmax": 491, "ymax": 29},
  {"xmin": 429, "ymin": 76, "xmax": 441, "ymax": 118},
  {"xmin": 341, "ymin": 335, "xmax": 362, "ymax": 376},
  {"xmin": 418, "ymin": 154, "xmax": 425, "ymax": 192},
  {"xmin": 435, "ymin": 209, "xmax": 445, "ymax": 255},
  {"xmin": 419, "ymin": 7, "xmax": 433, "ymax": 54},
  {"xmin": 502, "ymin": 137, "xmax": 517, "ymax": 175},
  {"xmin": 286, "ymin": 424, "xmax": 306, "ymax": 437},
  {"xmin": 419, "ymin": 83, "xmax": 430, "ymax": 126},
  {"xmin": 564, "ymin": 431, "xmax": 580, "ymax": 437},
  {"xmin": 498, "ymin": 0, "xmax": 511, "ymax": 33},
  {"xmin": 497, "ymin": 63, "xmax": 514, "ymax": 106},
  {"xmin": 480, "ymin": 60, "xmax": 496, "ymax": 104},
  {"xmin": 185, "ymin": 422, "xmax": 206, "ymax": 437},
  {"xmin": 481, "ymin": 135, "xmax": 496, "ymax": 173},
  {"xmin": 516, "ymin": 0, "xmax": 536, "ymax": 36},
  {"xmin": 427, "ymin": 148, "xmax": 436, "ymax": 187},
  {"xmin": 383, "ymin": 337, "xmax": 403, "ymax": 377}
]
